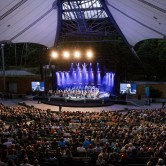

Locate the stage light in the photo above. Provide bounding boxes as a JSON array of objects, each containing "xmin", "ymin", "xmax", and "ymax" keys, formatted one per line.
[
  {"xmin": 74, "ymin": 51, "xmax": 81, "ymax": 59},
  {"xmin": 86, "ymin": 50, "xmax": 93, "ymax": 59},
  {"xmin": 51, "ymin": 51, "xmax": 58, "ymax": 59},
  {"xmin": 63, "ymin": 51, "xmax": 70, "ymax": 59}
]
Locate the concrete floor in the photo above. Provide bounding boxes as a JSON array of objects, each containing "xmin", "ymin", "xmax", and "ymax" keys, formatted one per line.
[{"xmin": 0, "ymin": 98, "xmax": 163, "ymax": 113}]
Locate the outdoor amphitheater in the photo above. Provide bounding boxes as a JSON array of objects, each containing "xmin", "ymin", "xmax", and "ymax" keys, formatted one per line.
[{"xmin": 0, "ymin": 0, "xmax": 166, "ymax": 166}]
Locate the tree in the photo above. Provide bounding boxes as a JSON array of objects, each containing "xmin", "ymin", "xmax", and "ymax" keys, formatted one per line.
[{"xmin": 135, "ymin": 39, "xmax": 166, "ymax": 81}]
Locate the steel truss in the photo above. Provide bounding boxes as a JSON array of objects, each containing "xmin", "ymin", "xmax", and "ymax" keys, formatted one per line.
[{"xmin": 57, "ymin": 0, "xmax": 119, "ymax": 45}]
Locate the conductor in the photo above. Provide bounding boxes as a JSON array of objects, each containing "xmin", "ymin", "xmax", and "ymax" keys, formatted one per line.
[{"xmin": 59, "ymin": 104, "xmax": 62, "ymax": 112}]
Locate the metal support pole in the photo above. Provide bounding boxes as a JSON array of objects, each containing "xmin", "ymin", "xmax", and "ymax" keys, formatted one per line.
[{"xmin": 1, "ymin": 44, "xmax": 6, "ymax": 94}]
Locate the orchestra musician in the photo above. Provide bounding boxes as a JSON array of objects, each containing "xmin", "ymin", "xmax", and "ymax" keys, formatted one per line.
[{"xmin": 50, "ymin": 86, "xmax": 100, "ymax": 99}]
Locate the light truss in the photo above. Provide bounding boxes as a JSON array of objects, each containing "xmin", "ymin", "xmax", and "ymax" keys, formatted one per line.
[{"xmin": 57, "ymin": 0, "xmax": 119, "ymax": 44}]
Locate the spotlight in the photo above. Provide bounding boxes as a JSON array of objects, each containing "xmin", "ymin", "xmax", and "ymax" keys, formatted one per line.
[
  {"xmin": 63, "ymin": 51, "xmax": 70, "ymax": 59},
  {"xmin": 86, "ymin": 50, "xmax": 93, "ymax": 59},
  {"xmin": 51, "ymin": 51, "xmax": 58, "ymax": 59},
  {"xmin": 74, "ymin": 51, "xmax": 81, "ymax": 59}
]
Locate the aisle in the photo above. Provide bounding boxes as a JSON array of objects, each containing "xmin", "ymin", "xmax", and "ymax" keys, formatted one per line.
[{"xmin": 0, "ymin": 98, "xmax": 163, "ymax": 113}]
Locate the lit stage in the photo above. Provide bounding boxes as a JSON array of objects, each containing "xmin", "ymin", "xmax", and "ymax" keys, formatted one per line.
[
  {"xmin": 42, "ymin": 98, "xmax": 113, "ymax": 107},
  {"xmin": 40, "ymin": 62, "xmax": 118, "ymax": 107},
  {"xmin": 50, "ymin": 91, "xmax": 110, "ymax": 100},
  {"xmin": 35, "ymin": 91, "xmax": 115, "ymax": 107}
]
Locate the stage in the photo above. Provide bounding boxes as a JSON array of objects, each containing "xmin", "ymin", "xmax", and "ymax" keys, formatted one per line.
[
  {"xmin": 32, "ymin": 62, "xmax": 117, "ymax": 107},
  {"xmin": 33, "ymin": 93, "xmax": 128, "ymax": 107},
  {"xmin": 42, "ymin": 97, "xmax": 114, "ymax": 107}
]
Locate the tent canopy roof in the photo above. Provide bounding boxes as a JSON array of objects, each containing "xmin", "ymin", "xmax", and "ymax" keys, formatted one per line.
[
  {"xmin": 0, "ymin": 0, "xmax": 58, "ymax": 48},
  {"xmin": 0, "ymin": 0, "xmax": 165, "ymax": 48},
  {"xmin": 107, "ymin": 0, "xmax": 166, "ymax": 46}
]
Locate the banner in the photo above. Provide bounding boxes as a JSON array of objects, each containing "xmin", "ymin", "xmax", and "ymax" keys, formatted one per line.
[{"xmin": 145, "ymin": 86, "xmax": 150, "ymax": 97}]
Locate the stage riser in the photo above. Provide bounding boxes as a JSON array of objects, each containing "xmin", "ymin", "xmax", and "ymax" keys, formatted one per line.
[
  {"xmin": 50, "ymin": 97, "xmax": 110, "ymax": 104},
  {"xmin": 33, "ymin": 96, "xmax": 127, "ymax": 107}
]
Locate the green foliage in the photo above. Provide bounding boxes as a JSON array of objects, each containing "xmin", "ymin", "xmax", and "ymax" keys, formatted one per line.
[
  {"xmin": 135, "ymin": 39, "xmax": 166, "ymax": 81},
  {"xmin": 2, "ymin": 43, "xmax": 48, "ymax": 68}
]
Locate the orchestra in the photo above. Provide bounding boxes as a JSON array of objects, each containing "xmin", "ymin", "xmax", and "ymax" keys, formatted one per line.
[{"xmin": 48, "ymin": 86, "xmax": 100, "ymax": 99}]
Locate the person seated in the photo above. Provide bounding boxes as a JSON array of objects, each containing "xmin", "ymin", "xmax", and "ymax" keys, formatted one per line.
[{"xmin": 96, "ymin": 154, "xmax": 106, "ymax": 166}]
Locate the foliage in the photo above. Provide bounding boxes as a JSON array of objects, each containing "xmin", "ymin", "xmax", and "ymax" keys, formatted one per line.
[
  {"xmin": 1, "ymin": 43, "xmax": 48, "ymax": 68},
  {"xmin": 135, "ymin": 39, "xmax": 166, "ymax": 81}
]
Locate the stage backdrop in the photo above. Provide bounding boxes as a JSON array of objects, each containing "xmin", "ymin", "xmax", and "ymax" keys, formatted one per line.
[{"xmin": 53, "ymin": 63, "xmax": 115, "ymax": 93}]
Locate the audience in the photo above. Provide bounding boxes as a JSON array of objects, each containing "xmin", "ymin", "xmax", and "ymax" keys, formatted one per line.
[{"xmin": 0, "ymin": 102, "xmax": 165, "ymax": 166}]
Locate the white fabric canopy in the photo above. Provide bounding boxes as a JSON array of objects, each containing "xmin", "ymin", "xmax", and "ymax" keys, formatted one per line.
[
  {"xmin": 0, "ymin": 0, "xmax": 165, "ymax": 48},
  {"xmin": 106, "ymin": 0, "xmax": 166, "ymax": 46},
  {"xmin": 0, "ymin": 0, "xmax": 58, "ymax": 48}
]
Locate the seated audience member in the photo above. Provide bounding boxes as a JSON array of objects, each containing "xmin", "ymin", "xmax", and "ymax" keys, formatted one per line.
[
  {"xmin": 96, "ymin": 154, "xmax": 106, "ymax": 166},
  {"xmin": 20, "ymin": 157, "xmax": 32, "ymax": 166},
  {"xmin": 156, "ymin": 158, "xmax": 165, "ymax": 166}
]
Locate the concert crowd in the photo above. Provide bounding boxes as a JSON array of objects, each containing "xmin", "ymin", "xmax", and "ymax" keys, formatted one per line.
[{"xmin": 0, "ymin": 103, "xmax": 166, "ymax": 166}]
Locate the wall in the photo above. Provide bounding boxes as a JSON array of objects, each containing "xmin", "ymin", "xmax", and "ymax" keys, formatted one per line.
[
  {"xmin": 0, "ymin": 76, "xmax": 41, "ymax": 95},
  {"xmin": 136, "ymin": 82, "xmax": 166, "ymax": 98},
  {"xmin": 0, "ymin": 77, "xmax": 166, "ymax": 98}
]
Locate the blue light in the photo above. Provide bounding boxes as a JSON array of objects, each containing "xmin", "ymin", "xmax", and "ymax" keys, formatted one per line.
[{"xmin": 55, "ymin": 63, "xmax": 115, "ymax": 93}]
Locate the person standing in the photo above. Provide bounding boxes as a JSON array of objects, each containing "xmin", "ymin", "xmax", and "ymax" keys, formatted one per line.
[
  {"xmin": 162, "ymin": 102, "xmax": 165, "ymax": 108},
  {"xmin": 59, "ymin": 104, "xmax": 62, "ymax": 112}
]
